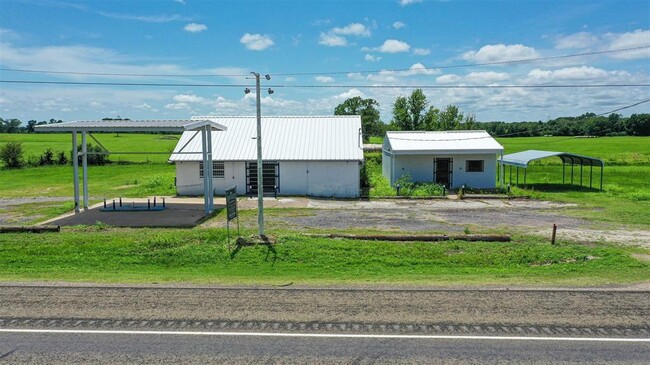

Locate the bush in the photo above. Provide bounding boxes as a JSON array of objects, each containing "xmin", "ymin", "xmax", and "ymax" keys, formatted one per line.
[
  {"xmin": 39, "ymin": 148, "xmax": 55, "ymax": 166},
  {"xmin": 72, "ymin": 143, "xmax": 110, "ymax": 165},
  {"xmin": 0, "ymin": 141, "xmax": 24, "ymax": 168},
  {"xmin": 56, "ymin": 151, "xmax": 68, "ymax": 165}
]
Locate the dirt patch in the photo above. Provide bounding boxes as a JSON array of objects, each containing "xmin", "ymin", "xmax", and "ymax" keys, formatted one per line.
[{"xmin": 632, "ymin": 253, "xmax": 650, "ymax": 263}]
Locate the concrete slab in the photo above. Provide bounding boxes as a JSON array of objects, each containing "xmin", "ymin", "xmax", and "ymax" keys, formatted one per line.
[{"xmin": 45, "ymin": 198, "xmax": 224, "ymax": 228}]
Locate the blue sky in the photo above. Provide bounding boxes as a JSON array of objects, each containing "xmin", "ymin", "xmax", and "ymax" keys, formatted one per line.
[{"xmin": 0, "ymin": 0, "xmax": 649, "ymax": 123}]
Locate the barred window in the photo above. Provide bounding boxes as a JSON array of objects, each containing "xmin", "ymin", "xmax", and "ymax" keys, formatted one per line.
[
  {"xmin": 199, "ymin": 161, "xmax": 225, "ymax": 178},
  {"xmin": 466, "ymin": 160, "xmax": 484, "ymax": 172}
]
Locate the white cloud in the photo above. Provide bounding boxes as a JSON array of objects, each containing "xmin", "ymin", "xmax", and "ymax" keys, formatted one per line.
[
  {"xmin": 319, "ymin": 32, "xmax": 347, "ymax": 46},
  {"xmin": 315, "ymin": 76, "xmax": 335, "ymax": 83},
  {"xmin": 331, "ymin": 23, "xmax": 370, "ymax": 37},
  {"xmin": 413, "ymin": 47, "xmax": 430, "ymax": 55},
  {"xmin": 399, "ymin": 0, "xmax": 422, "ymax": 6},
  {"xmin": 465, "ymin": 71, "xmax": 510, "ymax": 83},
  {"xmin": 436, "ymin": 74, "xmax": 461, "ymax": 84},
  {"xmin": 525, "ymin": 66, "xmax": 630, "ymax": 82},
  {"xmin": 365, "ymin": 54, "xmax": 382, "ymax": 62},
  {"xmin": 347, "ymin": 72, "xmax": 364, "ymax": 80},
  {"xmin": 463, "ymin": 44, "xmax": 540, "ymax": 63},
  {"xmin": 183, "ymin": 23, "xmax": 207, "ymax": 33},
  {"xmin": 392, "ymin": 21, "xmax": 405, "ymax": 29},
  {"xmin": 404, "ymin": 63, "xmax": 438, "ymax": 75},
  {"xmin": 555, "ymin": 31, "xmax": 599, "ymax": 49},
  {"xmin": 319, "ymin": 22, "xmax": 371, "ymax": 47},
  {"xmin": 376, "ymin": 39, "xmax": 411, "ymax": 53},
  {"xmin": 335, "ymin": 88, "xmax": 365, "ymax": 99},
  {"xmin": 173, "ymin": 94, "xmax": 206, "ymax": 103},
  {"xmin": 98, "ymin": 12, "xmax": 191, "ymax": 23},
  {"xmin": 605, "ymin": 29, "xmax": 650, "ymax": 59},
  {"xmin": 240, "ymin": 33, "xmax": 274, "ymax": 51}
]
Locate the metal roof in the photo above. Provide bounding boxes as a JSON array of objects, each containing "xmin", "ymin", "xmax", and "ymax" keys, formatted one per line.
[
  {"xmin": 384, "ymin": 130, "xmax": 504, "ymax": 155},
  {"xmin": 170, "ymin": 116, "xmax": 364, "ymax": 161},
  {"xmin": 501, "ymin": 150, "xmax": 604, "ymax": 168},
  {"xmin": 34, "ymin": 119, "xmax": 227, "ymax": 133}
]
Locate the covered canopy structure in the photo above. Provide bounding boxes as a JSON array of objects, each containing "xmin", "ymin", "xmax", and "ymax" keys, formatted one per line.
[
  {"xmin": 499, "ymin": 150, "xmax": 604, "ymax": 190},
  {"xmin": 34, "ymin": 119, "xmax": 227, "ymax": 215}
]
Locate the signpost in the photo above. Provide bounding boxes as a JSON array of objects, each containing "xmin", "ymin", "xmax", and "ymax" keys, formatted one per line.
[{"xmin": 225, "ymin": 186, "xmax": 240, "ymax": 250}]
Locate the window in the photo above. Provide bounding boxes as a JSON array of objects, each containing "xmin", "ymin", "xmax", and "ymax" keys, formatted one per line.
[
  {"xmin": 466, "ymin": 160, "xmax": 484, "ymax": 172},
  {"xmin": 199, "ymin": 161, "xmax": 225, "ymax": 178}
]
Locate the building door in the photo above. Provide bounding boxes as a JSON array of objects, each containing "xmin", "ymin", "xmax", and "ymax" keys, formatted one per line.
[
  {"xmin": 434, "ymin": 158, "xmax": 453, "ymax": 187},
  {"xmin": 246, "ymin": 161, "xmax": 280, "ymax": 195}
]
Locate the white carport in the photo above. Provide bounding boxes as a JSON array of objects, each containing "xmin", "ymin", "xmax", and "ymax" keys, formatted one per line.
[{"xmin": 34, "ymin": 119, "xmax": 227, "ymax": 215}]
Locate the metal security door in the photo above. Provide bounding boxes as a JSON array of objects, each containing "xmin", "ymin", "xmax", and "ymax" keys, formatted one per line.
[
  {"xmin": 246, "ymin": 162, "xmax": 280, "ymax": 195},
  {"xmin": 434, "ymin": 158, "xmax": 453, "ymax": 188}
]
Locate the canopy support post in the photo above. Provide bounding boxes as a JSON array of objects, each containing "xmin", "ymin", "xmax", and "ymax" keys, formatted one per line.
[
  {"xmin": 201, "ymin": 126, "xmax": 211, "ymax": 215},
  {"xmin": 206, "ymin": 126, "xmax": 214, "ymax": 211},
  {"xmin": 509, "ymin": 165, "xmax": 512, "ymax": 185},
  {"xmin": 600, "ymin": 165, "xmax": 604, "ymax": 191},
  {"xmin": 82, "ymin": 131, "xmax": 89, "ymax": 210},
  {"xmin": 516, "ymin": 166, "xmax": 519, "ymax": 186},
  {"xmin": 580, "ymin": 163, "xmax": 583, "ymax": 187},
  {"xmin": 524, "ymin": 168, "xmax": 527, "ymax": 188},
  {"xmin": 562, "ymin": 163, "xmax": 565, "ymax": 184},
  {"xmin": 72, "ymin": 131, "xmax": 80, "ymax": 213}
]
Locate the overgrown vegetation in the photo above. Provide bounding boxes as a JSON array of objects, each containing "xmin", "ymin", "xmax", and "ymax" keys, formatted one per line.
[{"xmin": 0, "ymin": 141, "xmax": 24, "ymax": 168}]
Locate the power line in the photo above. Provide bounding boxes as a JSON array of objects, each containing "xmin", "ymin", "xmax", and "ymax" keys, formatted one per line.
[
  {"xmin": 273, "ymin": 45, "xmax": 650, "ymax": 76},
  {"xmin": 595, "ymin": 99, "xmax": 650, "ymax": 116},
  {"xmin": 2, "ymin": 80, "xmax": 649, "ymax": 89},
  {"xmin": 1, "ymin": 45, "xmax": 648, "ymax": 78}
]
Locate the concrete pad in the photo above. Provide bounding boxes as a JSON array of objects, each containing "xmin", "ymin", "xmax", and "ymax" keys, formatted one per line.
[{"xmin": 45, "ymin": 198, "xmax": 224, "ymax": 228}]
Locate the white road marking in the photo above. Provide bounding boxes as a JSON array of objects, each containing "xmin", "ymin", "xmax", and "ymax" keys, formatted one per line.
[{"xmin": 0, "ymin": 328, "xmax": 648, "ymax": 342}]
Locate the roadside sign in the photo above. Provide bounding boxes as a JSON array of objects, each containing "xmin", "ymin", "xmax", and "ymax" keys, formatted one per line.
[{"xmin": 225, "ymin": 186, "xmax": 238, "ymax": 221}]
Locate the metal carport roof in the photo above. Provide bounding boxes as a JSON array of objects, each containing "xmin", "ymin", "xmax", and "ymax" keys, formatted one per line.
[{"xmin": 501, "ymin": 150, "xmax": 604, "ymax": 168}]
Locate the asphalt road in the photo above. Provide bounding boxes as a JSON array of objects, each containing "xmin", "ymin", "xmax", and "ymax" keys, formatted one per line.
[
  {"xmin": 0, "ymin": 285, "xmax": 648, "ymax": 364},
  {"xmin": 1, "ymin": 331, "xmax": 648, "ymax": 364}
]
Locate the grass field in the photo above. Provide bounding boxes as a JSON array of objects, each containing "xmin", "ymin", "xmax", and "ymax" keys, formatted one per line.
[
  {"xmin": 0, "ymin": 227, "xmax": 647, "ymax": 286},
  {"xmin": 0, "ymin": 133, "xmax": 180, "ymax": 165}
]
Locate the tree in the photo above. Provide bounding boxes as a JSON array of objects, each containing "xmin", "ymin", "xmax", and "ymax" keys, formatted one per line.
[
  {"xmin": 625, "ymin": 114, "xmax": 650, "ymax": 136},
  {"xmin": 391, "ymin": 89, "xmax": 431, "ymax": 131},
  {"xmin": 438, "ymin": 105, "xmax": 463, "ymax": 130},
  {"xmin": 334, "ymin": 96, "xmax": 382, "ymax": 142},
  {"xmin": 0, "ymin": 141, "xmax": 24, "ymax": 168}
]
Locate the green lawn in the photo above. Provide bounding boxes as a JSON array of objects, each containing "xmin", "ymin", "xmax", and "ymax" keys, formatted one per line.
[
  {"xmin": 0, "ymin": 163, "xmax": 176, "ymax": 198},
  {"xmin": 0, "ymin": 227, "xmax": 647, "ymax": 286},
  {"xmin": 0, "ymin": 133, "xmax": 180, "ymax": 166}
]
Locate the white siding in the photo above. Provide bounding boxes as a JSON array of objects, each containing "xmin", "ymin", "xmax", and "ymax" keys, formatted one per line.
[
  {"xmin": 389, "ymin": 153, "xmax": 498, "ymax": 189},
  {"xmin": 176, "ymin": 160, "xmax": 360, "ymax": 198}
]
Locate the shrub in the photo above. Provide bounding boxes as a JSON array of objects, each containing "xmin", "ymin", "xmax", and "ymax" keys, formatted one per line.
[
  {"xmin": 0, "ymin": 141, "xmax": 24, "ymax": 168},
  {"xmin": 39, "ymin": 148, "xmax": 55, "ymax": 166},
  {"xmin": 72, "ymin": 143, "xmax": 110, "ymax": 165},
  {"xmin": 56, "ymin": 150, "xmax": 68, "ymax": 165}
]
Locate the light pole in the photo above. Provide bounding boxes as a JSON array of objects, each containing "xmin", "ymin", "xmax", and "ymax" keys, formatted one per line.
[{"xmin": 245, "ymin": 72, "xmax": 273, "ymax": 237}]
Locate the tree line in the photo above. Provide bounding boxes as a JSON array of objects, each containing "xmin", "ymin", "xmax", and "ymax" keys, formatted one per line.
[{"xmin": 334, "ymin": 89, "xmax": 650, "ymax": 140}]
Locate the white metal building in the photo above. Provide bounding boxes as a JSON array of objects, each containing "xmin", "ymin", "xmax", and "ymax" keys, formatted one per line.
[
  {"xmin": 170, "ymin": 116, "xmax": 364, "ymax": 198},
  {"xmin": 382, "ymin": 130, "xmax": 504, "ymax": 189}
]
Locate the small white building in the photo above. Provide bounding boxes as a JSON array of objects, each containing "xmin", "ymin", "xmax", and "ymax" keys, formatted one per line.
[
  {"xmin": 382, "ymin": 130, "xmax": 504, "ymax": 189},
  {"xmin": 169, "ymin": 116, "xmax": 364, "ymax": 198}
]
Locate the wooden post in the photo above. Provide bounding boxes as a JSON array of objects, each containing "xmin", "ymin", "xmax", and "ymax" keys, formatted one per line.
[{"xmin": 551, "ymin": 224, "xmax": 557, "ymax": 245}]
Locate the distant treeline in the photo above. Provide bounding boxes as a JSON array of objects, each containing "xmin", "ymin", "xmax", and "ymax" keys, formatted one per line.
[
  {"xmin": 2, "ymin": 113, "xmax": 649, "ymax": 137},
  {"xmin": 473, "ymin": 113, "xmax": 650, "ymax": 137}
]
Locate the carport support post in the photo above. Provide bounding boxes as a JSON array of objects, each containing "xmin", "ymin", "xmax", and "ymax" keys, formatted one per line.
[
  {"xmin": 499, "ymin": 152, "xmax": 504, "ymax": 189},
  {"xmin": 201, "ymin": 126, "xmax": 210, "ymax": 215},
  {"xmin": 524, "ymin": 168, "xmax": 527, "ymax": 187},
  {"xmin": 72, "ymin": 131, "xmax": 80, "ymax": 213},
  {"xmin": 516, "ymin": 166, "xmax": 519, "ymax": 186},
  {"xmin": 562, "ymin": 163, "xmax": 565, "ymax": 184},
  {"xmin": 206, "ymin": 126, "xmax": 214, "ymax": 211},
  {"xmin": 82, "ymin": 131, "xmax": 89, "ymax": 210}
]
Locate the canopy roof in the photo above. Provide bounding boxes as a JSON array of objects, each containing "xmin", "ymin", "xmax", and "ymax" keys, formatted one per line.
[
  {"xmin": 384, "ymin": 130, "xmax": 504, "ymax": 155},
  {"xmin": 501, "ymin": 150, "xmax": 604, "ymax": 168},
  {"xmin": 34, "ymin": 119, "xmax": 227, "ymax": 133}
]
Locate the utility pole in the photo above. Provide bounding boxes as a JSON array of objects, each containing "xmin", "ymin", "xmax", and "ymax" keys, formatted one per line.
[{"xmin": 245, "ymin": 72, "xmax": 273, "ymax": 237}]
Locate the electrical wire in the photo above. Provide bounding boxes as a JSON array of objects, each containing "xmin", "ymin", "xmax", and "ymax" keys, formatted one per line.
[
  {"xmin": 2, "ymin": 80, "xmax": 649, "ymax": 89},
  {"xmin": 1, "ymin": 45, "xmax": 648, "ymax": 78}
]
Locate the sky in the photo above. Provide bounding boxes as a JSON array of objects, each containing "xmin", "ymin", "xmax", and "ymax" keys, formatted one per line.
[{"xmin": 0, "ymin": 0, "xmax": 649, "ymax": 123}]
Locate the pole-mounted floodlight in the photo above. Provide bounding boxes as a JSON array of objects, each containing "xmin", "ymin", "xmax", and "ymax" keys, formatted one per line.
[
  {"xmin": 268, "ymin": 88, "xmax": 274, "ymax": 95},
  {"xmin": 265, "ymin": 74, "xmax": 271, "ymax": 81},
  {"xmin": 244, "ymin": 88, "xmax": 251, "ymax": 94}
]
